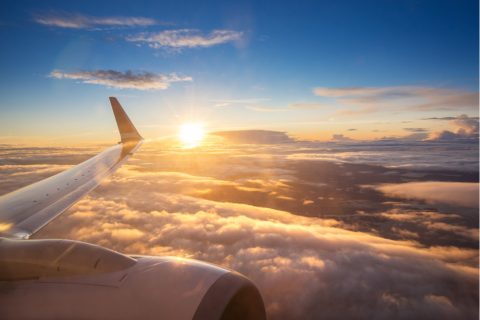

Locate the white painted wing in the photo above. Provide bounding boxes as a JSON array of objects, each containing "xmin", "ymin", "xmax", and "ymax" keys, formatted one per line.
[{"xmin": 0, "ymin": 98, "xmax": 143, "ymax": 239}]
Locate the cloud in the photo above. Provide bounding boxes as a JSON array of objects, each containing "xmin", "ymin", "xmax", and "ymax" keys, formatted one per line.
[
  {"xmin": 331, "ymin": 134, "xmax": 353, "ymax": 141},
  {"xmin": 429, "ymin": 131, "xmax": 460, "ymax": 140},
  {"xmin": 330, "ymin": 106, "xmax": 379, "ymax": 118},
  {"xmin": 440, "ymin": 115, "xmax": 478, "ymax": 135},
  {"xmin": 373, "ymin": 182, "xmax": 479, "ymax": 208},
  {"xmin": 33, "ymin": 11, "xmax": 160, "ymax": 29},
  {"xmin": 379, "ymin": 133, "xmax": 429, "ymax": 141},
  {"xmin": 410, "ymin": 92, "xmax": 479, "ymax": 112},
  {"xmin": 403, "ymin": 128, "xmax": 429, "ymax": 132},
  {"xmin": 429, "ymin": 114, "xmax": 479, "ymax": 140},
  {"xmin": 49, "ymin": 69, "xmax": 192, "ymax": 90},
  {"xmin": 314, "ymin": 87, "xmax": 401, "ymax": 98},
  {"xmin": 313, "ymin": 86, "xmax": 477, "ymax": 107},
  {"xmin": 398, "ymin": 133, "xmax": 429, "ymax": 141},
  {"xmin": 422, "ymin": 222, "xmax": 479, "ymax": 242},
  {"xmin": 32, "ymin": 187, "xmax": 479, "ymax": 320},
  {"xmin": 126, "ymin": 29, "xmax": 242, "ymax": 50},
  {"xmin": 378, "ymin": 132, "xmax": 429, "ymax": 141},
  {"xmin": 314, "ymin": 86, "xmax": 479, "ymax": 116},
  {"xmin": 212, "ymin": 103, "xmax": 230, "ymax": 107},
  {"xmin": 246, "ymin": 106, "xmax": 284, "ymax": 112},
  {"xmin": 209, "ymin": 130, "xmax": 293, "ymax": 144},
  {"xmin": 421, "ymin": 116, "xmax": 479, "ymax": 121},
  {"xmin": 288, "ymin": 103, "xmax": 327, "ymax": 109},
  {"xmin": 285, "ymin": 140, "xmax": 479, "ymax": 171},
  {"xmin": 338, "ymin": 99, "xmax": 394, "ymax": 106},
  {"xmin": 3, "ymin": 144, "xmax": 479, "ymax": 320},
  {"xmin": 0, "ymin": 164, "xmax": 73, "ymax": 196}
]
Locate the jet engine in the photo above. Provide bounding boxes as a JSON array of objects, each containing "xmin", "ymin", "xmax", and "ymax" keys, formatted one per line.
[{"xmin": 0, "ymin": 238, "xmax": 266, "ymax": 320}]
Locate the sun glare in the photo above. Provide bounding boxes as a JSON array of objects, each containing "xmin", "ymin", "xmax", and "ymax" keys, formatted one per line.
[{"xmin": 179, "ymin": 123, "xmax": 204, "ymax": 143}]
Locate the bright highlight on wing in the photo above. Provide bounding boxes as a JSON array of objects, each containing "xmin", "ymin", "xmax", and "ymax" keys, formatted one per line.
[{"xmin": 179, "ymin": 123, "xmax": 204, "ymax": 143}]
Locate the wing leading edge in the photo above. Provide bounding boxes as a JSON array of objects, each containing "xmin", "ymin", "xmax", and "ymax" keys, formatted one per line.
[{"xmin": 0, "ymin": 98, "xmax": 143, "ymax": 239}]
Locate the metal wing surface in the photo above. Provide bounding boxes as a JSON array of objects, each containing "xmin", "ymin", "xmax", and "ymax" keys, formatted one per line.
[{"xmin": 0, "ymin": 98, "xmax": 143, "ymax": 239}]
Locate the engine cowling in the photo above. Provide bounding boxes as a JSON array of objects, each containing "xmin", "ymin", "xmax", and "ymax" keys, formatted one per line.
[{"xmin": 0, "ymin": 238, "xmax": 266, "ymax": 320}]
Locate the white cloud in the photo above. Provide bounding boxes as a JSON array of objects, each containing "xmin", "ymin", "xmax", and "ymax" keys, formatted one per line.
[
  {"xmin": 34, "ymin": 11, "xmax": 160, "ymax": 29},
  {"xmin": 49, "ymin": 69, "xmax": 192, "ymax": 90},
  {"xmin": 126, "ymin": 29, "xmax": 242, "ymax": 51},
  {"xmin": 373, "ymin": 181, "xmax": 479, "ymax": 208}
]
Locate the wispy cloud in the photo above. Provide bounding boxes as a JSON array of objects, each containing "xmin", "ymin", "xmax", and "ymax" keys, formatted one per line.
[
  {"xmin": 288, "ymin": 103, "xmax": 328, "ymax": 109},
  {"xmin": 126, "ymin": 29, "xmax": 242, "ymax": 51},
  {"xmin": 246, "ymin": 106, "xmax": 284, "ymax": 112},
  {"xmin": 380, "ymin": 132, "xmax": 430, "ymax": 141},
  {"xmin": 332, "ymin": 106, "xmax": 379, "ymax": 117},
  {"xmin": 33, "ymin": 11, "xmax": 161, "ymax": 29},
  {"xmin": 314, "ymin": 86, "xmax": 479, "ymax": 117},
  {"xmin": 337, "ymin": 99, "xmax": 395, "ymax": 106},
  {"xmin": 403, "ymin": 128, "xmax": 429, "ymax": 132},
  {"xmin": 49, "ymin": 69, "xmax": 192, "ymax": 90},
  {"xmin": 421, "ymin": 116, "xmax": 480, "ymax": 120},
  {"xmin": 212, "ymin": 103, "xmax": 230, "ymax": 107}
]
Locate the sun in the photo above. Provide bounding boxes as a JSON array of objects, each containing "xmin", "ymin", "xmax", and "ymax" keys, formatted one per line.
[{"xmin": 179, "ymin": 123, "xmax": 204, "ymax": 143}]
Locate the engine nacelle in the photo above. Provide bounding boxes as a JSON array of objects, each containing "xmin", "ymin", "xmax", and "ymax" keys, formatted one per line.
[{"xmin": 0, "ymin": 238, "xmax": 266, "ymax": 320}]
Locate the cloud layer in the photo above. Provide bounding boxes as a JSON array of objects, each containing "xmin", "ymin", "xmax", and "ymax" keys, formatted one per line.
[
  {"xmin": 2, "ymin": 141, "xmax": 478, "ymax": 320},
  {"xmin": 34, "ymin": 11, "xmax": 159, "ymax": 29},
  {"xmin": 49, "ymin": 70, "xmax": 192, "ymax": 90},
  {"xmin": 126, "ymin": 29, "xmax": 242, "ymax": 50},
  {"xmin": 32, "ymin": 175, "xmax": 478, "ymax": 320}
]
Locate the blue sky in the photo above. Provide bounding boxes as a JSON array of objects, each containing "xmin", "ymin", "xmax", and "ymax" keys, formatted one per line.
[{"xmin": 0, "ymin": 0, "xmax": 478, "ymax": 145}]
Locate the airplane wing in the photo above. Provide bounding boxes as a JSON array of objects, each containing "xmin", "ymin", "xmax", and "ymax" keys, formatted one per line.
[
  {"xmin": 0, "ymin": 97, "xmax": 143, "ymax": 239},
  {"xmin": 0, "ymin": 98, "xmax": 266, "ymax": 320}
]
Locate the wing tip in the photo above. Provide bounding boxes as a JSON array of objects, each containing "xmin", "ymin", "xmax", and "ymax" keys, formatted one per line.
[{"xmin": 109, "ymin": 97, "xmax": 143, "ymax": 143}]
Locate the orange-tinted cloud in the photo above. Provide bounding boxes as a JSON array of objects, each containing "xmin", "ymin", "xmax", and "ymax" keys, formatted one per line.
[{"xmin": 34, "ymin": 190, "xmax": 478, "ymax": 320}]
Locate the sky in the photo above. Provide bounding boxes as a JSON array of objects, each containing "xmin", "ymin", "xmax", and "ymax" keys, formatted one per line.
[
  {"xmin": 0, "ymin": 0, "xmax": 478, "ymax": 145},
  {"xmin": 0, "ymin": 1, "xmax": 478, "ymax": 319}
]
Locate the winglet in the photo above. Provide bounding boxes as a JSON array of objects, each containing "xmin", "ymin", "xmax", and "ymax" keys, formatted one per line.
[{"xmin": 109, "ymin": 97, "xmax": 143, "ymax": 143}]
